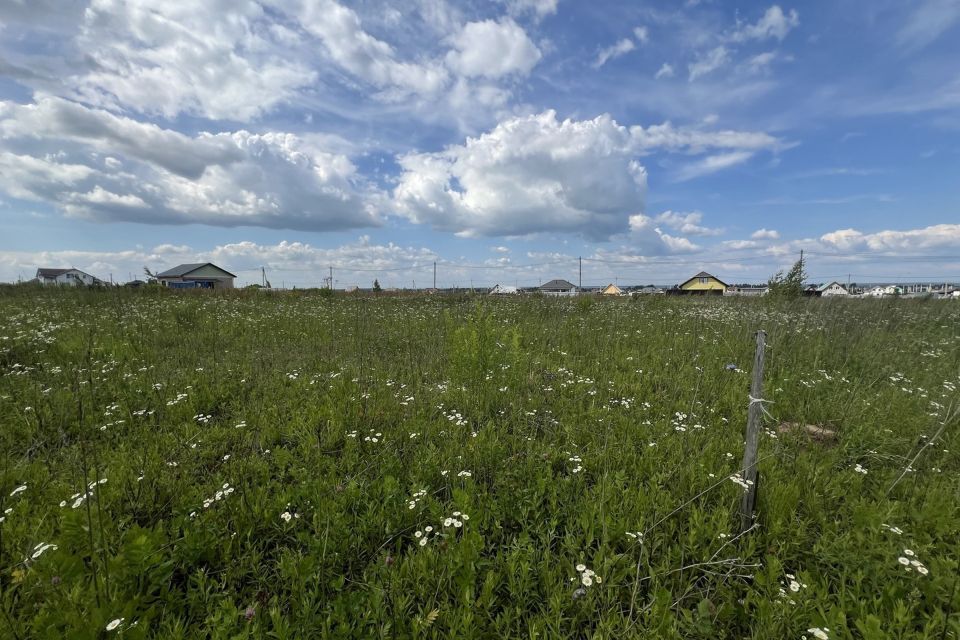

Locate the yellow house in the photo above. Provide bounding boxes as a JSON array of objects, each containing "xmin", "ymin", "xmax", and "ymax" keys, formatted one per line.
[
  {"xmin": 678, "ymin": 271, "xmax": 728, "ymax": 295},
  {"xmin": 601, "ymin": 283, "xmax": 624, "ymax": 296}
]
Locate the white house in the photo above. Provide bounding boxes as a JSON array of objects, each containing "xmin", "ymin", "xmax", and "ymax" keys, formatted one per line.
[
  {"xmin": 865, "ymin": 285, "xmax": 902, "ymax": 298},
  {"xmin": 489, "ymin": 284, "xmax": 518, "ymax": 295},
  {"xmin": 35, "ymin": 268, "xmax": 103, "ymax": 286},
  {"xmin": 818, "ymin": 282, "xmax": 849, "ymax": 297}
]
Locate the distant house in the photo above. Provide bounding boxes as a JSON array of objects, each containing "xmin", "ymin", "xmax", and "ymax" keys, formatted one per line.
[
  {"xmin": 489, "ymin": 284, "xmax": 518, "ymax": 295},
  {"xmin": 677, "ymin": 271, "xmax": 728, "ymax": 295},
  {"xmin": 725, "ymin": 286, "xmax": 768, "ymax": 297},
  {"xmin": 156, "ymin": 263, "xmax": 236, "ymax": 289},
  {"xmin": 864, "ymin": 285, "xmax": 901, "ymax": 298},
  {"xmin": 540, "ymin": 279, "xmax": 578, "ymax": 296},
  {"xmin": 35, "ymin": 268, "xmax": 103, "ymax": 287},
  {"xmin": 634, "ymin": 285, "xmax": 663, "ymax": 296},
  {"xmin": 600, "ymin": 283, "xmax": 624, "ymax": 296},
  {"xmin": 817, "ymin": 282, "xmax": 849, "ymax": 297}
]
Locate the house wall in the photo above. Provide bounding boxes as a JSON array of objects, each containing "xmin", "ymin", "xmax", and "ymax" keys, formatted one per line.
[
  {"xmin": 821, "ymin": 284, "xmax": 848, "ymax": 296},
  {"xmin": 41, "ymin": 271, "xmax": 98, "ymax": 286},
  {"xmin": 681, "ymin": 278, "xmax": 726, "ymax": 291}
]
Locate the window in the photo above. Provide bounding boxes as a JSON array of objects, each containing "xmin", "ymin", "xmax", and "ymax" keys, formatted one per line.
[{"xmin": 699, "ymin": 277, "xmax": 708, "ymax": 284}]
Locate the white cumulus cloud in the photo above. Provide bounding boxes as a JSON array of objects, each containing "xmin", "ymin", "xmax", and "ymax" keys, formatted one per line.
[
  {"xmin": 393, "ymin": 110, "xmax": 647, "ymax": 239},
  {"xmin": 0, "ymin": 97, "xmax": 380, "ymax": 231},
  {"xmin": 446, "ymin": 18, "xmax": 542, "ymax": 79}
]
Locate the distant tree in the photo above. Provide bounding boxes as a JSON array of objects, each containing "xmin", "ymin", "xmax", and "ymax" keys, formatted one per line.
[
  {"xmin": 373, "ymin": 279, "xmax": 382, "ymax": 292},
  {"xmin": 767, "ymin": 258, "xmax": 806, "ymax": 299},
  {"xmin": 144, "ymin": 266, "xmax": 158, "ymax": 280}
]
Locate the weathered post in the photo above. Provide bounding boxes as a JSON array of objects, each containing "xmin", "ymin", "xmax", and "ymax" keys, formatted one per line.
[{"xmin": 739, "ymin": 330, "xmax": 766, "ymax": 533}]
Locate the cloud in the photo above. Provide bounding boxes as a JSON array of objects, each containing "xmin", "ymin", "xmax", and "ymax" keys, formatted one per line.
[
  {"xmin": 745, "ymin": 51, "xmax": 778, "ymax": 74},
  {"xmin": 633, "ymin": 26, "xmax": 649, "ymax": 44},
  {"xmin": 66, "ymin": 0, "xmax": 319, "ymax": 121},
  {"xmin": 446, "ymin": 18, "xmax": 541, "ymax": 78},
  {"xmin": 674, "ymin": 150, "xmax": 755, "ymax": 181},
  {"xmin": 0, "ymin": 97, "xmax": 380, "ymax": 231},
  {"xmin": 730, "ymin": 5, "xmax": 800, "ymax": 42},
  {"xmin": 594, "ymin": 38, "xmax": 636, "ymax": 68},
  {"xmin": 653, "ymin": 210, "xmax": 723, "ymax": 236},
  {"xmin": 625, "ymin": 214, "xmax": 701, "ymax": 254},
  {"xmin": 629, "ymin": 122, "xmax": 782, "ymax": 154},
  {"xmin": 688, "ymin": 46, "xmax": 730, "ymax": 81},
  {"xmin": 751, "ymin": 228, "xmax": 780, "ymax": 239},
  {"xmin": 393, "ymin": 110, "xmax": 647, "ymax": 239},
  {"xmin": 820, "ymin": 224, "xmax": 960, "ymax": 252},
  {"xmin": 296, "ymin": 0, "xmax": 448, "ymax": 96},
  {"xmin": 389, "ymin": 111, "xmax": 782, "ymax": 237},
  {"xmin": 654, "ymin": 63, "xmax": 675, "ymax": 79},
  {"xmin": 506, "ymin": 0, "xmax": 559, "ymax": 20},
  {"xmin": 896, "ymin": 0, "xmax": 960, "ymax": 51}
]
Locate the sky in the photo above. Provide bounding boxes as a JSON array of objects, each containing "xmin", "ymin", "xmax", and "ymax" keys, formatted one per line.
[{"xmin": 0, "ymin": 0, "xmax": 958, "ymax": 288}]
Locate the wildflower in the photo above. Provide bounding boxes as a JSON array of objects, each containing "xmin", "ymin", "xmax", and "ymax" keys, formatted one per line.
[
  {"xmin": 853, "ymin": 464, "xmax": 867, "ymax": 474},
  {"xmin": 106, "ymin": 618, "xmax": 124, "ymax": 631},
  {"xmin": 9, "ymin": 484, "xmax": 27, "ymax": 497},
  {"xmin": 280, "ymin": 511, "xmax": 293, "ymax": 522},
  {"xmin": 897, "ymin": 557, "xmax": 910, "ymax": 566},
  {"xmin": 244, "ymin": 607, "xmax": 255, "ymax": 621},
  {"xmin": 807, "ymin": 627, "xmax": 829, "ymax": 640},
  {"xmin": 31, "ymin": 542, "xmax": 58, "ymax": 559}
]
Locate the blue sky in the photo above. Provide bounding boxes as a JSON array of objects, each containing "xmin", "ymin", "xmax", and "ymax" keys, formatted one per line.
[{"xmin": 0, "ymin": 0, "xmax": 958, "ymax": 287}]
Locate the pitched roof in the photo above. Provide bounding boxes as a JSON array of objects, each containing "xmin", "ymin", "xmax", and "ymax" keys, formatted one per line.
[
  {"xmin": 541, "ymin": 278, "xmax": 576, "ymax": 290},
  {"xmin": 817, "ymin": 281, "xmax": 846, "ymax": 292},
  {"xmin": 680, "ymin": 271, "xmax": 728, "ymax": 287},
  {"xmin": 36, "ymin": 268, "xmax": 72, "ymax": 278},
  {"xmin": 157, "ymin": 263, "xmax": 237, "ymax": 278}
]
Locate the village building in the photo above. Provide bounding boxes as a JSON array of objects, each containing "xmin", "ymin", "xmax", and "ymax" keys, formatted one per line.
[
  {"xmin": 540, "ymin": 279, "xmax": 578, "ymax": 296},
  {"xmin": 156, "ymin": 263, "xmax": 236, "ymax": 289},
  {"xmin": 817, "ymin": 282, "xmax": 850, "ymax": 297},
  {"xmin": 35, "ymin": 268, "xmax": 104, "ymax": 286},
  {"xmin": 600, "ymin": 283, "xmax": 624, "ymax": 296},
  {"xmin": 489, "ymin": 284, "xmax": 518, "ymax": 295},
  {"xmin": 725, "ymin": 285, "xmax": 768, "ymax": 296},
  {"xmin": 864, "ymin": 285, "xmax": 902, "ymax": 298},
  {"xmin": 677, "ymin": 271, "xmax": 728, "ymax": 295}
]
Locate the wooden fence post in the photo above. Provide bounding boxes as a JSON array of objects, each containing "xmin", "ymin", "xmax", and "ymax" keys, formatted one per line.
[{"xmin": 739, "ymin": 329, "xmax": 766, "ymax": 534}]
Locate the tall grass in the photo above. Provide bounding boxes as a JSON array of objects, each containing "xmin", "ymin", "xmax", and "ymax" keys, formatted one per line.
[{"xmin": 0, "ymin": 288, "xmax": 957, "ymax": 638}]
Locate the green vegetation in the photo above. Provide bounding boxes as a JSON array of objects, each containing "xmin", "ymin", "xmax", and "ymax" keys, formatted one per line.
[
  {"xmin": 767, "ymin": 258, "xmax": 808, "ymax": 299},
  {"xmin": 1, "ymin": 289, "xmax": 957, "ymax": 638}
]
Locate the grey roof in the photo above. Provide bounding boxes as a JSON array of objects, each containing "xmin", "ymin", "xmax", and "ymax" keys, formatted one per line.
[
  {"xmin": 157, "ymin": 263, "xmax": 237, "ymax": 278},
  {"xmin": 36, "ymin": 268, "xmax": 71, "ymax": 278},
  {"xmin": 541, "ymin": 278, "xmax": 576, "ymax": 290}
]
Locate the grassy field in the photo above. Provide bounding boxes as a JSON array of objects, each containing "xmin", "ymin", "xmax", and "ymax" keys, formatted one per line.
[{"xmin": 0, "ymin": 288, "xmax": 957, "ymax": 639}]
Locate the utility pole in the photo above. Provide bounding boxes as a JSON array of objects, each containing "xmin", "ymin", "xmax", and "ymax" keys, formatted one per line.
[
  {"xmin": 579, "ymin": 256, "xmax": 582, "ymax": 292},
  {"xmin": 433, "ymin": 261, "xmax": 436, "ymax": 290},
  {"xmin": 329, "ymin": 266, "xmax": 333, "ymax": 290}
]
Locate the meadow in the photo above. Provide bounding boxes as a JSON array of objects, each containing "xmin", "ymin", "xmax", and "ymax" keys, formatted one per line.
[{"xmin": 0, "ymin": 288, "xmax": 957, "ymax": 639}]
